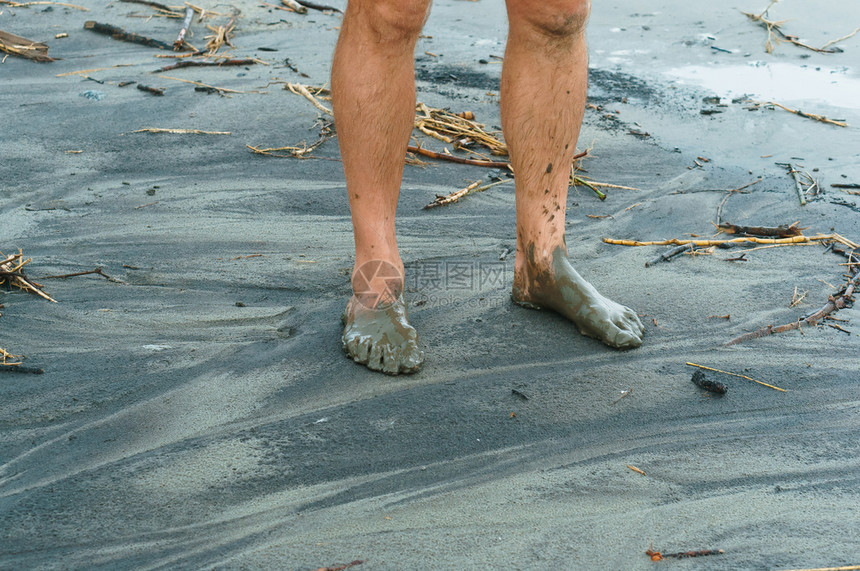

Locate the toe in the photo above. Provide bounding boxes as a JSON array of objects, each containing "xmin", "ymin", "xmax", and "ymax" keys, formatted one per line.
[
  {"xmin": 355, "ymin": 337, "xmax": 372, "ymax": 363},
  {"xmin": 382, "ymin": 345, "xmax": 400, "ymax": 375},
  {"xmin": 612, "ymin": 327, "xmax": 642, "ymax": 349},
  {"xmin": 400, "ymin": 343, "xmax": 424, "ymax": 373},
  {"xmin": 367, "ymin": 343, "xmax": 385, "ymax": 371}
]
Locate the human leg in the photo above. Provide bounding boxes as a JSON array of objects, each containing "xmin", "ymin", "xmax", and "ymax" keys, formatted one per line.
[
  {"xmin": 501, "ymin": 0, "xmax": 644, "ymax": 348},
  {"xmin": 332, "ymin": 0, "xmax": 431, "ymax": 373}
]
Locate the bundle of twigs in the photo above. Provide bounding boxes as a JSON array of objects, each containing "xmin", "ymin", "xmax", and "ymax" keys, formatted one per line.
[
  {"xmin": 414, "ymin": 103, "xmax": 508, "ymax": 156},
  {"xmin": 0, "ymin": 250, "xmax": 56, "ymax": 302}
]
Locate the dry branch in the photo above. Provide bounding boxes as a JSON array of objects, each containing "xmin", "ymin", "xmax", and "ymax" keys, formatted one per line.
[
  {"xmin": 174, "ymin": 5, "xmax": 195, "ymax": 50},
  {"xmin": 407, "ymin": 145, "xmax": 510, "ymax": 168},
  {"xmin": 84, "ymin": 20, "xmax": 173, "ymax": 50},
  {"xmin": 155, "ymin": 58, "xmax": 261, "ymax": 72},
  {"xmin": 726, "ymin": 269, "xmax": 859, "ymax": 346},
  {"xmin": 131, "ymin": 128, "xmax": 231, "ymax": 134},
  {"xmin": 604, "ymin": 234, "xmax": 858, "ymax": 249},
  {"xmin": 717, "ymin": 221, "xmax": 804, "ymax": 238}
]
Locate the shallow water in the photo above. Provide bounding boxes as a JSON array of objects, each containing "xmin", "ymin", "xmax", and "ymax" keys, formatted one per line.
[{"xmin": 666, "ymin": 62, "xmax": 860, "ymax": 111}]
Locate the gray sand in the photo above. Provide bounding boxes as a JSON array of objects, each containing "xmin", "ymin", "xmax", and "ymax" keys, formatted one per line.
[{"xmin": 2, "ymin": 0, "xmax": 859, "ymax": 569}]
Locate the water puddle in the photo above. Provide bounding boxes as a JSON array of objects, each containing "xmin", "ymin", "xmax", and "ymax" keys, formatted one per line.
[{"xmin": 665, "ymin": 62, "xmax": 860, "ymax": 110}]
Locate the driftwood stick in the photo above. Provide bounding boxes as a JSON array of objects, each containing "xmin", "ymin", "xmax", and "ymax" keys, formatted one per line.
[
  {"xmin": 174, "ymin": 6, "xmax": 194, "ymax": 50},
  {"xmin": 755, "ymin": 101, "xmax": 847, "ymax": 128},
  {"xmin": 40, "ymin": 267, "xmax": 126, "ymax": 284},
  {"xmin": 119, "ymin": 0, "xmax": 175, "ymax": 13},
  {"xmin": 294, "ymin": 0, "xmax": 341, "ymax": 12},
  {"xmin": 605, "ymin": 235, "xmax": 845, "ymax": 248},
  {"xmin": 155, "ymin": 58, "xmax": 260, "ymax": 72},
  {"xmin": 726, "ymin": 270, "xmax": 859, "ymax": 346},
  {"xmin": 717, "ymin": 221, "xmax": 804, "ymax": 238},
  {"xmin": 84, "ymin": 21, "xmax": 173, "ymax": 49},
  {"xmin": 281, "ymin": 0, "xmax": 307, "ymax": 13},
  {"xmin": 407, "ymin": 145, "xmax": 511, "ymax": 168},
  {"xmin": 644, "ymin": 244, "xmax": 693, "ymax": 267}
]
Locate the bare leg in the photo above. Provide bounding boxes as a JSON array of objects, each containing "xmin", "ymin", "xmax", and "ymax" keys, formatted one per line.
[
  {"xmin": 332, "ymin": 0, "xmax": 431, "ymax": 373},
  {"xmin": 502, "ymin": 0, "xmax": 644, "ymax": 349}
]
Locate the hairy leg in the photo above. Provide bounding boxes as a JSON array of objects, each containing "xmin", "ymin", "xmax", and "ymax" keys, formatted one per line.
[
  {"xmin": 331, "ymin": 0, "xmax": 431, "ymax": 373},
  {"xmin": 501, "ymin": 0, "xmax": 644, "ymax": 348}
]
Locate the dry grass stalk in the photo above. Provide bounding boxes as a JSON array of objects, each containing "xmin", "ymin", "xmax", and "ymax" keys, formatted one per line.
[
  {"xmin": 0, "ymin": 250, "xmax": 57, "ymax": 302},
  {"xmin": 159, "ymin": 74, "xmax": 263, "ymax": 94},
  {"xmin": 247, "ymin": 139, "xmax": 325, "ymax": 158},
  {"xmin": 742, "ymin": 2, "xmax": 859, "ymax": 53},
  {"xmin": 0, "ymin": 0, "xmax": 87, "ymax": 9},
  {"xmin": 752, "ymin": 100, "xmax": 848, "ymax": 127},
  {"xmin": 286, "ymin": 83, "xmax": 333, "ymax": 116},
  {"xmin": 604, "ymin": 233, "xmax": 858, "ymax": 250},
  {"xmin": 424, "ymin": 179, "xmax": 511, "ymax": 209}
]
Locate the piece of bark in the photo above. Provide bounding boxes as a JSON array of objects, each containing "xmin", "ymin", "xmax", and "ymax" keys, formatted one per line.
[
  {"xmin": 691, "ymin": 370, "xmax": 727, "ymax": 395},
  {"xmin": 0, "ymin": 30, "xmax": 57, "ymax": 62}
]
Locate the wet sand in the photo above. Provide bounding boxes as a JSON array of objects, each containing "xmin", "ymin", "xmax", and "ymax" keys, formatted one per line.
[{"xmin": 2, "ymin": 0, "xmax": 860, "ymax": 569}]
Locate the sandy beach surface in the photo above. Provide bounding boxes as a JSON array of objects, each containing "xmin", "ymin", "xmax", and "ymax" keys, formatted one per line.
[{"xmin": 2, "ymin": 0, "xmax": 860, "ymax": 568}]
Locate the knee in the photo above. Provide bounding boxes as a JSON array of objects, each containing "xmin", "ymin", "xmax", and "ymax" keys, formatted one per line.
[
  {"xmin": 347, "ymin": 0, "xmax": 432, "ymax": 43},
  {"xmin": 507, "ymin": 0, "xmax": 590, "ymax": 39}
]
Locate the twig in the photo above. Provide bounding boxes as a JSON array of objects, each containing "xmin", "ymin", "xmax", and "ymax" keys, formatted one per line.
[
  {"xmin": 137, "ymin": 84, "xmax": 165, "ymax": 95},
  {"xmin": 776, "ymin": 565, "xmax": 860, "ymax": 571},
  {"xmin": 407, "ymin": 145, "xmax": 511, "ymax": 169},
  {"xmin": 753, "ymin": 101, "xmax": 847, "ymax": 128},
  {"xmin": 0, "ymin": 250, "xmax": 57, "ymax": 302},
  {"xmin": 155, "ymin": 58, "xmax": 261, "ymax": 72},
  {"xmin": 0, "ymin": 0, "xmax": 86, "ymax": 9},
  {"xmin": 644, "ymin": 244, "xmax": 692, "ymax": 267},
  {"xmin": 174, "ymin": 5, "xmax": 194, "ymax": 50},
  {"xmin": 131, "ymin": 128, "xmax": 231, "ymax": 134},
  {"xmin": 604, "ymin": 234, "xmax": 858, "ymax": 249},
  {"xmin": 627, "ymin": 465, "xmax": 646, "ymax": 476},
  {"xmin": 295, "ymin": 0, "xmax": 341, "ymax": 12},
  {"xmin": 160, "ymin": 75, "xmax": 264, "ymax": 94},
  {"xmin": 287, "ymin": 83, "xmax": 333, "ymax": 116},
  {"xmin": 83, "ymin": 21, "xmax": 173, "ymax": 50},
  {"xmin": 742, "ymin": 4, "xmax": 857, "ymax": 54},
  {"xmin": 610, "ymin": 388, "xmax": 633, "ymax": 405},
  {"xmin": 726, "ymin": 269, "xmax": 859, "ymax": 346},
  {"xmin": 424, "ymin": 179, "xmax": 510, "ymax": 209},
  {"xmin": 40, "ymin": 267, "xmax": 126, "ymax": 284},
  {"xmin": 717, "ymin": 221, "xmax": 804, "ymax": 238},
  {"xmin": 281, "ymin": 0, "xmax": 307, "ymax": 13},
  {"xmin": 119, "ymin": 0, "xmax": 175, "ymax": 13},
  {"xmin": 685, "ymin": 362, "xmax": 785, "ymax": 392}
]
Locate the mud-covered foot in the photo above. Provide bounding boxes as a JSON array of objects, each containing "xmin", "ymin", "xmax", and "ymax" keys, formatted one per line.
[
  {"xmin": 342, "ymin": 293, "xmax": 424, "ymax": 375},
  {"xmin": 512, "ymin": 245, "xmax": 645, "ymax": 349}
]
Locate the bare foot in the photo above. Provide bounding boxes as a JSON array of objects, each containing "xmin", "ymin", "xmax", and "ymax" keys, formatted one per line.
[
  {"xmin": 512, "ymin": 245, "xmax": 645, "ymax": 349},
  {"xmin": 342, "ymin": 294, "xmax": 423, "ymax": 374},
  {"xmin": 342, "ymin": 259, "xmax": 423, "ymax": 374}
]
